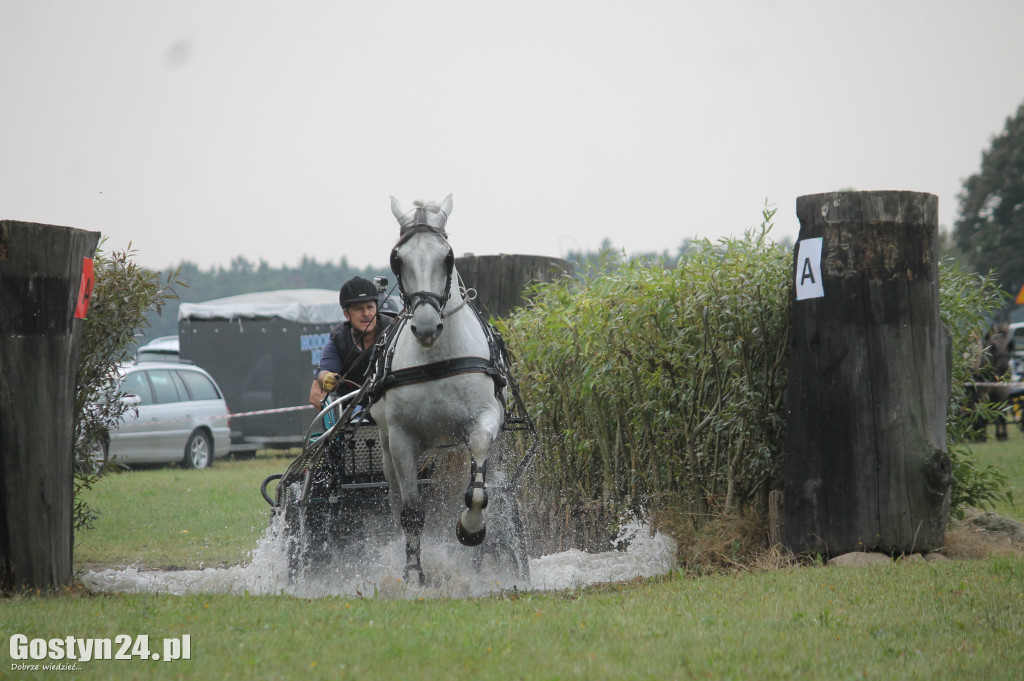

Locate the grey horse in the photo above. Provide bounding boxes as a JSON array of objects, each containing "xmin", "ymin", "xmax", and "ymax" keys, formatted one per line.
[{"xmin": 369, "ymin": 195, "xmax": 508, "ymax": 584}]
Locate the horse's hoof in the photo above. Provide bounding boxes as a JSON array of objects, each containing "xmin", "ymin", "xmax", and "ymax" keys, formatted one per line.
[
  {"xmin": 404, "ymin": 566, "xmax": 426, "ymax": 586},
  {"xmin": 456, "ymin": 520, "xmax": 486, "ymax": 547}
]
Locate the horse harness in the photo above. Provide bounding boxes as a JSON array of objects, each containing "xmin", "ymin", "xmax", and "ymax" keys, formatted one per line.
[
  {"xmin": 378, "ymin": 221, "xmax": 511, "ymax": 400},
  {"xmin": 367, "ymin": 303, "xmax": 511, "ymax": 402},
  {"xmin": 363, "ymin": 301, "xmax": 538, "ymax": 487}
]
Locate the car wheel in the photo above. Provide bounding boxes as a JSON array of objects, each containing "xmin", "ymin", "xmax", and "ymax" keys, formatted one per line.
[{"xmin": 183, "ymin": 430, "xmax": 212, "ymax": 469}]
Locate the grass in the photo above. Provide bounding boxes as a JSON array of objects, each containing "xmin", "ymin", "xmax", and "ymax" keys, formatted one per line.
[
  {"xmin": 74, "ymin": 452, "xmax": 291, "ymax": 570},
  {"xmin": 963, "ymin": 421, "xmax": 1024, "ymax": 521},
  {"xmin": 3, "ymin": 559, "xmax": 1023, "ymax": 679},
  {"xmin": 2, "ymin": 441, "xmax": 1021, "ymax": 680}
]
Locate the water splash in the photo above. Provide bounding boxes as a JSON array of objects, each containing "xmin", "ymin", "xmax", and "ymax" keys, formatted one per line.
[{"xmin": 81, "ymin": 516, "xmax": 676, "ymax": 599}]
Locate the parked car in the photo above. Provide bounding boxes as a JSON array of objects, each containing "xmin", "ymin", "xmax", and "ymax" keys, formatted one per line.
[
  {"xmin": 1008, "ymin": 322, "xmax": 1024, "ymax": 381},
  {"xmin": 103, "ymin": 362, "xmax": 231, "ymax": 469},
  {"xmin": 136, "ymin": 335, "xmax": 181, "ymax": 363}
]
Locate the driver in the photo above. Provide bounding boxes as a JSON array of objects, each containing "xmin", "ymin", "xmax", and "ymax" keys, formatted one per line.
[{"xmin": 312, "ymin": 276, "xmax": 394, "ymax": 402}]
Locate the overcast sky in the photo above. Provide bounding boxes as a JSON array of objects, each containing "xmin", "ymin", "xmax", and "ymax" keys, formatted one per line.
[{"xmin": 2, "ymin": 1, "xmax": 1023, "ymax": 272}]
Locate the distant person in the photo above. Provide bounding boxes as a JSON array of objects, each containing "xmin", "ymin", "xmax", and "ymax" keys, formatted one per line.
[{"xmin": 309, "ymin": 277, "xmax": 394, "ymax": 405}]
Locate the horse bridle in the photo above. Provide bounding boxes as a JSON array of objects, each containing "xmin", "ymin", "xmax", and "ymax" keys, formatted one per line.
[{"xmin": 389, "ymin": 224, "xmax": 456, "ymax": 316}]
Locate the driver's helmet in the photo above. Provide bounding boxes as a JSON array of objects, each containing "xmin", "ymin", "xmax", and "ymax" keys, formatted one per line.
[
  {"xmin": 339, "ymin": 277, "xmax": 378, "ymax": 308},
  {"xmin": 377, "ymin": 294, "xmax": 402, "ymax": 318}
]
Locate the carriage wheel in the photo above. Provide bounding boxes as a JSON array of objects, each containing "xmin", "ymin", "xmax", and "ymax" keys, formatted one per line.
[{"xmin": 279, "ymin": 477, "xmax": 335, "ymax": 580}]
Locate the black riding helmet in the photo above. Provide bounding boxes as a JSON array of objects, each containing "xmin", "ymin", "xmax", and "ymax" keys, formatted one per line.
[{"xmin": 339, "ymin": 277, "xmax": 378, "ymax": 308}]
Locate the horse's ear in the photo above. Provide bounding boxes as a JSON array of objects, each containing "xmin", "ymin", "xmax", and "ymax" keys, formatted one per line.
[
  {"xmin": 440, "ymin": 194, "xmax": 453, "ymax": 219},
  {"xmin": 390, "ymin": 195, "xmax": 405, "ymax": 224}
]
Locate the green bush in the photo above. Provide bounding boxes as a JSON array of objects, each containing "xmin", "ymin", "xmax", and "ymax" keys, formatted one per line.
[
  {"xmin": 505, "ymin": 206, "xmax": 791, "ymax": 524},
  {"xmin": 937, "ymin": 261, "xmax": 1012, "ymax": 515},
  {"xmin": 73, "ymin": 244, "xmax": 180, "ymax": 532},
  {"xmin": 504, "ymin": 211, "xmax": 1009, "ymax": 528}
]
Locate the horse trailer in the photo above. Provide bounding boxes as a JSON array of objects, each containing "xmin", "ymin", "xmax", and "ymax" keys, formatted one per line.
[{"xmin": 177, "ymin": 289, "xmax": 346, "ymax": 455}]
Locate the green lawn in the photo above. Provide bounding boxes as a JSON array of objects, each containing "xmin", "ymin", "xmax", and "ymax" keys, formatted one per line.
[
  {"xmin": 74, "ymin": 452, "xmax": 289, "ymax": 570},
  {"xmin": 2, "ymin": 438, "xmax": 1018, "ymax": 680},
  {"xmin": 4, "ymin": 557, "xmax": 1022, "ymax": 680},
  {"xmin": 966, "ymin": 420, "xmax": 1024, "ymax": 521}
]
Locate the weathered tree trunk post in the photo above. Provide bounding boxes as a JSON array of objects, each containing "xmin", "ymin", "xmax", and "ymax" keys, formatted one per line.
[
  {"xmin": 782, "ymin": 191, "xmax": 951, "ymax": 556},
  {"xmin": 456, "ymin": 254, "xmax": 573, "ymax": 319},
  {"xmin": 1, "ymin": 220, "xmax": 100, "ymax": 590}
]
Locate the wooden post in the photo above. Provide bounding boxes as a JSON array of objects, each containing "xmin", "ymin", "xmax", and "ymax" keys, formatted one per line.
[
  {"xmin": 0, "ymin": 220, "xmax": 100, "ymax": 591},
  {"xmin": 782, "ymin": 192, "xmax": 951, "ymax": 556},
  {"xmin": 456, "ymin": 254, "xmax": 573, "ymax": 319}
]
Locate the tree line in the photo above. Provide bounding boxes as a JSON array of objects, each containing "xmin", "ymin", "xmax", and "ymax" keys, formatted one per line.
[
  {"xmin": 140, "ymin": 255, "xmax": 392, "ymax": 343},
  {"xmin": 138, "ymin": 242, "xmax": 713, "ymax": 346}
]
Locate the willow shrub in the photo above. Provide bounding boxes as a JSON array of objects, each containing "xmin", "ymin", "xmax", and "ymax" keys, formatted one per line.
[
  {"xmin": 938, "ymin": 262, "xmax": 1012, "ymax": 514},
  {"xmin": 74, "ymin": 244, "xmax": 180, "ymax": 531},
  {"xmin": 504, "ymin": 207, "xmax": 791, "ymax": 525},
  {"xmin": 503, "ymin": 211, "xmax": 1008, "ymax": 529}
]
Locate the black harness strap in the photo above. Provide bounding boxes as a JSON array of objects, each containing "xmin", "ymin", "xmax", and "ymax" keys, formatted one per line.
[{"xmin": 377, "ymin": 356, "xmax": 504, "ymax": 393}]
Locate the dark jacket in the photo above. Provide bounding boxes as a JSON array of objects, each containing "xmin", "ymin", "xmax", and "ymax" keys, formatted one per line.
[{"xmin": 317, "ymin": 315, "xmax": 394, "ymax": 392}]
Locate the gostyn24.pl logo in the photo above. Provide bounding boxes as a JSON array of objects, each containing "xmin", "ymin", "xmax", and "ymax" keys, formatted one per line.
[{"xmin": 9, "ymin": 634, "xmax": 191, "ymax": 667}]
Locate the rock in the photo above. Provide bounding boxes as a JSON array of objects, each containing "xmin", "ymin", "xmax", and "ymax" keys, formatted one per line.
[
  {"xmin": 923, "ymin": 552, "xmax": 948, "ymax": 562},
  {"xmin": 898, "ymin": 553, "xmax": 926, "ymax": 564},
  {"xmin": 828, "ymin": 551, "xmax": 892, "ymax": 567},
  {"xmin": 961, "ymin": 509, "xmax": 1024, "ymax": 544}
]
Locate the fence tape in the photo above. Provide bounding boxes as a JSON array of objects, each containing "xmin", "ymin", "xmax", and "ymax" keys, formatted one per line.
[
  {"xmin": 225, "ymin": 405, "xmax": 314, "ymax": 419},
  {"xmin": 123, "ymin": 404, "xmax": 314, "ymax": 427}
]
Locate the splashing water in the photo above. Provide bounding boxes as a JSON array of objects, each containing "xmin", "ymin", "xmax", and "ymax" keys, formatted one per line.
[{"xmin": 81, "ymin": 516, "xmax": 677, "ymax": 599}]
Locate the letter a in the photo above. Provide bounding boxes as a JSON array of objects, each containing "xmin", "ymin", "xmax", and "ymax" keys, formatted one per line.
[{"xmin": 800, "ymin": 257, "xmax": 816, "ymax": 285}]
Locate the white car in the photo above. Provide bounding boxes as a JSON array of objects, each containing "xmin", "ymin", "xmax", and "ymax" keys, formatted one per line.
[
  {"xmin": 136, "ymin": 335, "xmax": 181, "ymax": 363},
  {"xmin": 104, "ymin": 362, "xmax": 231, "ymax": 469}
]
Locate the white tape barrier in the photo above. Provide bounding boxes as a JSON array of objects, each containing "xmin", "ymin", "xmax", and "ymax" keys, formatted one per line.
[
  {"xmin": 125, "ymin": 404, "xmax": 314, "ymax": 427},
  {"xmin": 225, "ymin": 405, "xmax": 314, "ymax": 418}
]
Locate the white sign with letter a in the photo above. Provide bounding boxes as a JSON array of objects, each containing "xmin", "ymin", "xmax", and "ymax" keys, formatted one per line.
[{"xmin": 795, "ymin": 237, "xmax": 824, "ymax": 300}]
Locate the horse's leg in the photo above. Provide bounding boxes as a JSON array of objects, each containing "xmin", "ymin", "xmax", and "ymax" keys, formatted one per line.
[
  {"xmin": 456, "ymin": 414, "xmax": 500, "ymax": 547},
  {"xmin": 456, "ymin": 456, "xmax": 488, "ymax": 546},
  {"xmin": 995, "ymin": 387, "xmax": 1011, "ymax": 441},
  {"xmin": 380, "ymin": 427, "xmax": 426, "ymax": 585}
]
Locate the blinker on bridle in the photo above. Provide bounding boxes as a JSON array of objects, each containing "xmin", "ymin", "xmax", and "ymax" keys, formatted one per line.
[{"xmin": 390, "ymin": 224, "xmax": 456, "ymax": 315}]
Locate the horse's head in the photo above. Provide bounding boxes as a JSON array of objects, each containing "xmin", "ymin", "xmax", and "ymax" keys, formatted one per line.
[{"xmin": 389, "ymin": 195, "xmax": 456, "ymax": 347}]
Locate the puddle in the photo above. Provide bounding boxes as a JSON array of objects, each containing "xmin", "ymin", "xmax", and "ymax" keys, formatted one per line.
[{"xmin": 81, "ymin": 517, "xmax": 677, "ymax": 599}]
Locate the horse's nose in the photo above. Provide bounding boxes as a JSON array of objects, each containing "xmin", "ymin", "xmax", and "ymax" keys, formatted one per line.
[{"xmin": 411, "ymin": 319, "xmax": 443, "ymax": 347}]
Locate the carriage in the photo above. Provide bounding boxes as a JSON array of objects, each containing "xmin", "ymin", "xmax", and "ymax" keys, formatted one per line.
[
  {"xmin": 259, "ymin": 195, "xmax": 536, "ymax": 585},
  {"xmin": 261, "ymin": 372, "xmax": 536, "ymax": 582}
]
